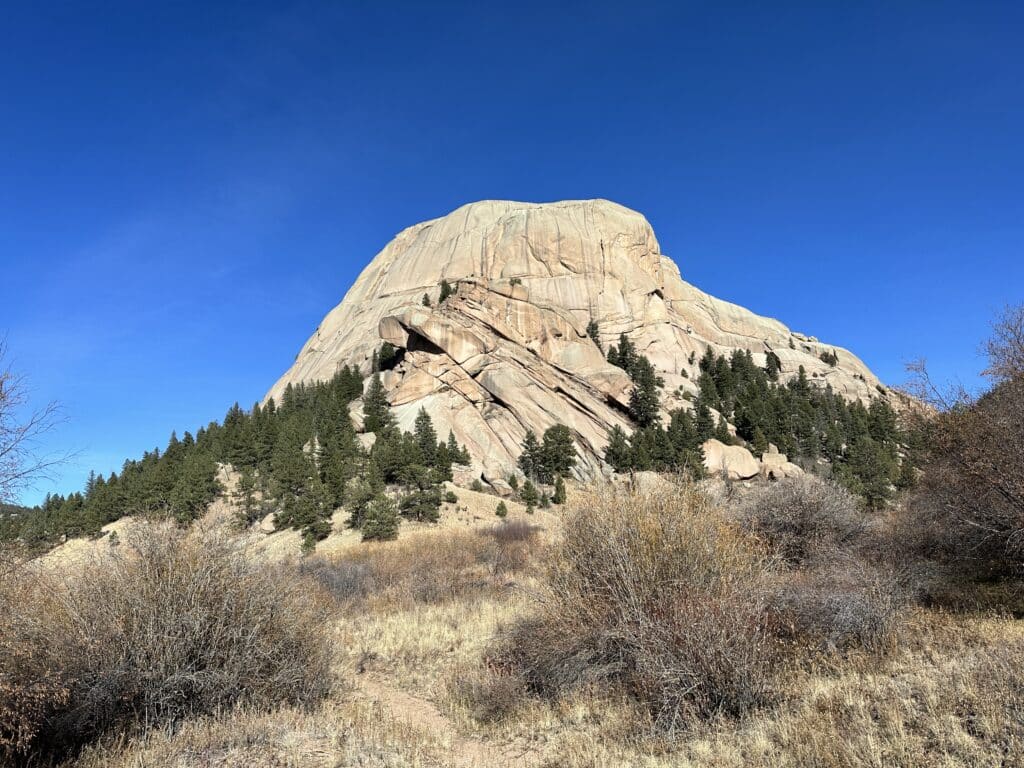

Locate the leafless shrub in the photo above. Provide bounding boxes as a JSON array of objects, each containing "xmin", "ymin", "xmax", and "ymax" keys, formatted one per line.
[
  {"xmin": 299, "ymin": 557, "xmax": 377, "ymax": 601},
  {"xmin": 983, "ymin": 303, "xmax": 1024, "ymax": 383},
  {"xmin": 484, "ymin": 518, "xmax": 541, "ymax": 546},
  {"xmin": 901, "ymin": 360, "xmax": 1024, "ymax": 582},
  {"xmin": 0, "ymin": 523, "xmax": 333, "ymax": 764},
  {"xmin": 450, "ymin": 664, "xmax": 527, "ymax": 723},
  {"xmin": 770, "ymin": 552, "xmax": 906, "ymax": 654},
  {"xmin": 481, "ymin": 519, "xmax": 541, "ymax": 575},
  {"xmin": 480, "ymin": 486, "xmax": 784, "ymax": 732},
  {"xmin": 735, "ymin": 475, "xmax": 868, "ymax": 564}
]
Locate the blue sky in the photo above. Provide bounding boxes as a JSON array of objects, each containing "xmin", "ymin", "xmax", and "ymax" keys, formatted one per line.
[{"xmin": 3, "ymin": 2, "xmax": 1022, "ymax": 505}]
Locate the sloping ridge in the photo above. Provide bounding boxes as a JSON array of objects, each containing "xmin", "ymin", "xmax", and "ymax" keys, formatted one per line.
[{"xmin": 266, "ymin": 199, "xmax": 891, "ymax": 486}]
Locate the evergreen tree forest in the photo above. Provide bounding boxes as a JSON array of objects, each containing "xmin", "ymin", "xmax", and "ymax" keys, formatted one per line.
[
  {"xmin": 604, "ymin": 343, "xmax": 913, "ymax": 507},
  {"xmin": 603, "ymin": 332, "xmax": 706, "ymax": 476},
  {"xmin": 1, "ymin": 363, "xmax": 472, "ymax": 551}
]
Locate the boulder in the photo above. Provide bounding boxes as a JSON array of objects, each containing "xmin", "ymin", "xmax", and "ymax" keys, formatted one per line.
[
  {"xmin": 258, "ymin": 512, "xmax": 277, "ymax": 534},
  {"xmin": 702, "ymin": 439, "xmax": 761, "ymax": 481},
  {"xmin": 348, "ymin": 399, "xmax": 365, "ymax": 432},
  {"xmin": 761, "ymin": 451, "xmax": 804, "ymax": 479},
  {"xmin": 451, "ymin": 463, "xmax": 479, "ymax": 487}
]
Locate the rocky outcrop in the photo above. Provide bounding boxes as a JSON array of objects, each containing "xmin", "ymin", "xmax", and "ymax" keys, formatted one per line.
[
  {"xmin": 701, "ymin": 439, "xmax": 761, "ymax": 481},
  {"xmin": 267, "ymin": 200, "xmax": 895, "ymax": 485},
  {"xmin": 760, "ymin": 451, "xmax": 804, "ymax": 480}
]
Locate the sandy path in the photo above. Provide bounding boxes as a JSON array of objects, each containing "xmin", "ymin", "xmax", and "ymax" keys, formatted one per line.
[{"xmin": 355, "ymin": 675, "xmax": 542, "ymax": 767}]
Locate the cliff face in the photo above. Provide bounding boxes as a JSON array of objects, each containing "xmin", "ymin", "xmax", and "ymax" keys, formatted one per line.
[{"xmin": 267, "ymin": 199, "xmax": 890, "ymax": 485}]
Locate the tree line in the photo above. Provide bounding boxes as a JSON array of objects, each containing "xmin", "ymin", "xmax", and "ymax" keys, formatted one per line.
[{"xmin": 1, "ymin": 363, "xmax": 472, "ymax": 551}]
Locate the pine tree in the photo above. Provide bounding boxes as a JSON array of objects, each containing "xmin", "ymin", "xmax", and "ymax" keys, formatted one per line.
[
  {"xmin": 629, "ymin": 356, "xmax": 662, "ymax": 427},
  {"xmin": 422, "ymin": 293, "xmax": 432, "ymax": 307},
  {"xmin": 541, "ymin": 424, "xmax": 577, "ymax": 482},
  {"xmin": 552, "ymin": 475, "xmax": 566, "ymax": 504},
  {"xmin": 518, "ymin": 430, "xmax": 543, "ymax": 480},
  {"xmin": 398, "ymin": 465, "xmax": 442, "ymax": 522},
  {"xmin": 362, "ymin": 496, "xmax": 399, "ymax": 541},
  {"xmin": 607, "ymin": 344, "xmax": 620, "ymax": 368},
  {"xmin": 414, "ymin": 407, "xmax": 438, "ymax": 466},
  {"xmin": 520, "ymin": 479, "xmax": 538, "ymax": 506},
  {"xmin": 169, "ymin": 450, "xmax": 222, "ymax": 524},
  {"xmin": 439, "ymin": 279, "xmax": 454, "ymax": 303},
  {"xmin": 616, "ymin": 334, "xmax": 637, "ymax": 373},
  {"xmin": 495, "ymin": 501, "xmax": 508, "ymax": 518},
  {"xmin": 363, "ymin": 375, "xmax": 392, "ymax": 433},
  {"xmin": 765, "ymin": 351, "xmax": 781, "ymax": 381},
  {"xmin": 604, "ymin": 425, "xmax": 632, "ymax": 472},
  {"xmin": 345, "ymin": 469, "xmax": 384, "ymax": 529},
  {"xmin": 378, "ymin": 342, "xmax": 399, "ymax": 371},
  {"xmin": 694, "ymin": 399, "xmax": 715, "ymax": 441},
  {"xmin": 714, "ymin": 414, "xmax": 732, "ymax": 444},
  {"xmin": 839, "ymin": 437, "xmax": 898, "ymax": 510},
  {"xmin": 235, "ymin": 467, "xmax": 258, "ymax": 526},
  {"xmin": 446, "ymin": 431, "xmax": 469, "ymax": 464},
  {"xmin": 752, "ymin": 427, "xmax": 769, "ymax": 456}
]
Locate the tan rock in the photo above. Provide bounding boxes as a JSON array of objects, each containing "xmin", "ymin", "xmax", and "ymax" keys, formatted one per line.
[
  {"xmin": 451, "ymin": 463, "xmax": 479, "ymax": 487},
  {"xmin": 702, "ymin": 439, "xmax": 761, "ymax": 481},
  {"xmin": 761, "ymin": 451, "xmax": 803, "ymax": 479},
  {"xmin": 266, "ymin": 200, "xmax": 900, "ymax": 482},
  {"xmin": 348, "ymin": 399, "xmax": 365, "ymax": 432}
]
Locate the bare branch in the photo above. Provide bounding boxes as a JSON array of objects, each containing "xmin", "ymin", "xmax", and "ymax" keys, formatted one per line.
[
  {"xmin": 983, "ymin": 303, "xmax": 1024, "ymax": 383},
  {"xmin": 0, "ymin": 340, "xmax": 70, "ymax": 503}
]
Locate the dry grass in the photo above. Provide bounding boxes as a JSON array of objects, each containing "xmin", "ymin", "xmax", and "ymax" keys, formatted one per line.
[
  {"xmin": 301, "ymin": 520, "xmax": 542, "ymax": 610},
  {"xmin": 68, "ymin": 698, "xmax": 456, "ymax": 768}
]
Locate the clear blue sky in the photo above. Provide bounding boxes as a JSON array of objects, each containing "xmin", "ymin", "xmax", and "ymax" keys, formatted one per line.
[{"xmin": 3, "ymin": 2, "xmax": 1022, "ymax": 505}]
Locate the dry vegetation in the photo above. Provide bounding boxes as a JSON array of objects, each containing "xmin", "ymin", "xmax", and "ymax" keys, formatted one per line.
[
  {"xmin": 0, "ymin": 523, "xmax": 334, "ymax": 765},
  {"xmin": 3, "ymin": 476, "xmax": 1021, "ymax": 768}
]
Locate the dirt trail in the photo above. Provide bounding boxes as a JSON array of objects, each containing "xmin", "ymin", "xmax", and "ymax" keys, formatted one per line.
[{"xmin": 355, "ymin": 675, "xmax": 542, "ymax": 767}]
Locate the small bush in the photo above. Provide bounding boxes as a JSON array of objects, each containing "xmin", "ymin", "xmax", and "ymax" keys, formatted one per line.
[
  {"xmin": 450, "ymin": 665, "xmax": 527, "ymax": 723},
  {"xmin": 770, "ymin": 552, "xmax": 905, "ymax": 654},
  {"xmin": 735, "ymin": 475, "xmax": 867, "ymax": 564},
  {"xmin": 482, "ymin": 520, "xmax": 541, "ymax": 575},
  {"xmin": 495, "ymin": 501, "xmax": 508, "ymax": 518},
  {"xmin": 481, "ymin": 485, "xmax": 783, "ymax": 731},
  {"xmin": 445, "ymin": 490, "xmax": 458, "ymax": 504},
  {"xmin": 0, "ymin": 523, "xmax": 332, "ymax": 764},
  {"xmin": 305, "ymin": 526, "xmax": 541, "ymax": 609}
]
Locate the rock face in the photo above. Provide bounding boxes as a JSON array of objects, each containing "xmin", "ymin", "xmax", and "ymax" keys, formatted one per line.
[{"xmin": 267, "ymin": 200, "xmax": 893, "ymax": 486}]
